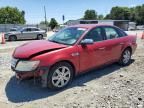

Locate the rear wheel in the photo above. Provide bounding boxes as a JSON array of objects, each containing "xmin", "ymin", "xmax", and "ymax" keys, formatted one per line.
[
  {"xmin": 47, "ymin": 62, "xmax": 74, "ymax": 89},
  {"xmin": 37, "ymin": 34, "xmax": 43, "ymax": 40},
  {"xmin": 119, "ymin": 48, "xmax": 131, "ymax": 66},
  {"xmin": 9, "ymin": 35, "xmax": 17, "ymax": 41}
]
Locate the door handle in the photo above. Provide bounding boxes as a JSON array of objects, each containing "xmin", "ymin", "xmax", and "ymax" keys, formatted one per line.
[
  {"xmin": 119, "ymin": 43, "xmax": 124, "ymax": 45},
  {"xmin": 98, "ymin": 47, "xmax": 106, "ymax": 50}
]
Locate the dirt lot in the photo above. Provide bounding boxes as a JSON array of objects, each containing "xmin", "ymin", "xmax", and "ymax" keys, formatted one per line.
[{"xmin": 0, "ymin": 31, "xmax": 144, "ymax": 108}]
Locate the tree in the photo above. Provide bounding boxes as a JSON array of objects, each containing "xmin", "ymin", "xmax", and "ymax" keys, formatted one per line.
[
  {"xmin": 40, "ymin": 20, "xmax": 49, "ymax": 26},
  {"xmin": 105, "ymin": 4, "xmax": 144, "ymax": 25},
  {"xmin": 134, "ymin": 4, "xmax": 144, "ymax": 25},
  {"xmin": 21, "ymin": 10, "xmax": 25, "ymax": 24},
  {"xmin": 129, "ymin": 7, "xmax": 136, "ymax": 22},
  {"xmin": 98, "ymin": 14, "xmax": 104, "ymax": 20},
  {"xmin": 83, "ymin": 10, "xmax": 97, "ymax": 20},
  {"xmin": 104, "ymin": 14, "xmax": 111, "ymax": 19},
  {"xmin": 109, "ymin": 6, "xmax": 131, "ymax": 20},
  {"xmin": 0, "ymin": 6, "xmax": 26, "ymax": 24},
  {"xmin": 49, "ymin": 18, "xmax": 58, "ymax": 30}
]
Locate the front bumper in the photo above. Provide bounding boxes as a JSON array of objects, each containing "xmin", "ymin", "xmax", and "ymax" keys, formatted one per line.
[
  {"xmin": 11, "ymin": 58, "xmax": 42, "ymax": 79},
  {"xmin": 11, "ymin": 65, "xmax": 49, "ymax": 79},
  {"xmin": 11, "ymin": 66, "xmax": 49, "ymax": 87},
  {"xmin": 11, "ymin": 66, "xmax": 40, "ymax": 79}
]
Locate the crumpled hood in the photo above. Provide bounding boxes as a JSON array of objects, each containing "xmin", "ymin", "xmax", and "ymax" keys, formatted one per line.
[{"xmin": 13, "ymin": 40, "xmax": 67, "ymax": 59}]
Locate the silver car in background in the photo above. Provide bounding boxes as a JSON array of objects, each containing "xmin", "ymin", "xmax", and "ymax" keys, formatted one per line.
[{"xmin": 4, "ymin": 27, "xmax": 47, "ymax": 41}]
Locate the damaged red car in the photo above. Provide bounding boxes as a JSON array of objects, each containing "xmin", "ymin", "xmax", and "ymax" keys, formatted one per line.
[{"xmin": 11, "ymin": 24, "xmax": 137, "ymax": 89}]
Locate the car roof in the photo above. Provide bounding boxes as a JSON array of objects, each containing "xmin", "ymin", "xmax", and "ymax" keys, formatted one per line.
[
  {"xmin": 23, "ymin": 27, "xmax": 39, "ymax": 29},
  {"xmin": 69, "ymin": 24, "xmax": 116, "ymax": 29}
]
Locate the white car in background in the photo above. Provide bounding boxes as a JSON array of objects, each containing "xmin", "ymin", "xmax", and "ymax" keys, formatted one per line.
[
  {"xmin": 137, "ymin": 25, "xmax": 144, "ymax": 30},
  {"xmin": 10, "ymin": 27, "xmax": 18, "ymax": 31},
  {"xmin": 5, "ymin": 27, "xmax": 47, "ymax": 41}
]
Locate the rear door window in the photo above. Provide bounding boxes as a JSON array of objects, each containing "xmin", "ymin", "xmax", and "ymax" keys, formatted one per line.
[
  {"xmin": 116, "ymin": 28, "xmax": 127, "ymax": 37},
  {"xmin": 104, "ymin": 27, "xmax": 120, "ymax": 39},
  {"xmin": 31, "ymin": 28, "xmax": 39, "ymax": 31}
]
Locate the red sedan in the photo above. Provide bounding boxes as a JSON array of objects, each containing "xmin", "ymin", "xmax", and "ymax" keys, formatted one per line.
[{"xmin": 11, "ymin": 24, "xmax": 137, "ymax": 89}]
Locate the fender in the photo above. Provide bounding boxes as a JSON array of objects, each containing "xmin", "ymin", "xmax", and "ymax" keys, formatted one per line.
[
  {"xmin": 31, "ymin": 46, "xmax": 80, "ymax": 74},
  {"xmin": 121, "ymin": 35, "xmax": 137, "ymax": 55}
]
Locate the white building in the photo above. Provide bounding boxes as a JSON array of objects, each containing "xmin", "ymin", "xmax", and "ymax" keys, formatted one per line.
[{"xmin": 66, "ymin": 20, "xmax": 129, "ymax": 31}]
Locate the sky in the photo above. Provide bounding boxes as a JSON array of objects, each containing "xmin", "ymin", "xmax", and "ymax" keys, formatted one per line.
[{"xmin": 0, "ymin": 0, "xmax": 143, "ymax": 24}]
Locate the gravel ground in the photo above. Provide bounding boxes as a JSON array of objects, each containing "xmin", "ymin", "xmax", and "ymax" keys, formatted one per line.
[{"xmin": 0, "ymin": 34, "xmax": 144, "ymax": 108}]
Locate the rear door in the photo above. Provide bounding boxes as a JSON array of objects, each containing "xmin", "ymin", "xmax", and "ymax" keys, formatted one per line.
[
  {"xmin": 31, "ymin": 28, "xmax": 40, "ymax": 39},
  {"xmin": 102, "ymin": 26, "xmax": 126, "ymax": 62},
  {"xmin": 78, "ymin": 27, "xmax": 109, "ymax": 72}
]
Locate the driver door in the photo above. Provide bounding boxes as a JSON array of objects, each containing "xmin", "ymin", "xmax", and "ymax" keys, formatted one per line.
[
  {"xmin": 21, "ymin": 28, "xmax": 32, "ymax": 39},
  {"xmin": 78, "ymin": 27, "xmax": 108, "ymax": 73}
]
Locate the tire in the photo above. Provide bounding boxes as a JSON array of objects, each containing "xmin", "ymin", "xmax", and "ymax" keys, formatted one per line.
[
  {"xmin": 37, "ymin": 34, "xmax": 43, "ymax": 40},
  {"xmin": 118, "ymin": 48, "xmax": 132, "ymax": 66},
  {"xmin": 9, "ymin": 35, "xmax": 17, "ymax": 41},
  {"xmin": 47, "ymin": 62, "xmax": 74, "ymax": 90}
]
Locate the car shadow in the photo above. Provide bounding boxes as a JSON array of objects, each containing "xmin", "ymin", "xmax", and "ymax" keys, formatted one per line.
[{"xmin": 5, "ymin": 60, "xmax": 135, "ymax": 103}]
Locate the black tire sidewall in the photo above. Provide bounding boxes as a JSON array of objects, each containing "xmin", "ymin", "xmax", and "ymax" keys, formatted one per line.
[
  {"xmin": 37, "ymin": 34, "xmax": 43, "ymax": 40},
  {"xmin": 9, "ymin": 36, "xmax": 17, "ymax": 41},
  {"xmin": 47, "ymin": 62, "xmax": 74, "ymax": 90},
  {"xmin": 119, "ymin": 49, "xmax": 131, "ymax": 66}
]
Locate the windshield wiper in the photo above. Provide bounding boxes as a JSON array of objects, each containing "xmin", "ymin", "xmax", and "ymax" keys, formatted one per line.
[
  {"xmin": 48, "ymin": 40, "xmax": 63, "ymax": 44},
  {"xmin": 48, "ymin": 39, "xmax": 71, "ymax": 46}
]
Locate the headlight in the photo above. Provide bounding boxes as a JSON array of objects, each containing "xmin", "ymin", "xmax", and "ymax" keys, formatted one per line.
[{"xmin": 16, "ymin": 60, "xmax": 40, "ymax": 72}]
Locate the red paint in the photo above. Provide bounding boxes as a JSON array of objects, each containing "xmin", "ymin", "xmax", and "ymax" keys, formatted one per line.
[
  {"xmin": 13, "ymin": 40, "xmax": 67, "ymax": 58},
  {"xmin": 13, "ymin": 24, "xmax": 137, "ymax": 79}
]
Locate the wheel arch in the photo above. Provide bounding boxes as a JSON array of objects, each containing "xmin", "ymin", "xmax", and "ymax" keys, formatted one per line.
[
  {"xmin": 9, "ymin": 35, "xmax": 17, "ymax": 40},
  {"xmin": 118, "ymin": 46, "xmax": 132, "ymax": 66},
  {"xmin": 37, "ymin": 34, "xmax": 43, "ymax": 37},
  {"xmin": 123, "ymin": 46, "xmax": 132, "ymax": 54}
]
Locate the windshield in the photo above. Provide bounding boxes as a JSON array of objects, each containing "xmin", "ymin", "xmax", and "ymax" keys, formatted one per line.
[
  {"xmin": 10, "ymin": 28, "xmax": 17, "ymax": 31},
  {"xmin": 16, "ymin": 27, "xmax": 23, "ymax": 31},
  {"xmin": 48, "ymin": 27, "xmax": 87, "ymax": 45}
]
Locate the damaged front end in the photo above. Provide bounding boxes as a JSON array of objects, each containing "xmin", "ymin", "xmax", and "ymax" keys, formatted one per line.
[
  {"xmin": 11, "ymin": 39, "xmax": 68, "ymax": 87},
  {"xmin": 11, "ymin": 61, "xmax": 50, "ymax": 88}
]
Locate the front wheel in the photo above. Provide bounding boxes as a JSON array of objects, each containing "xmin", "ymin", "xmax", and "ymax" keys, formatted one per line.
[
  {"xmin": 47, "ymin": 62, "xmax": 74, "ymax": 89},
  {"xmin": 37, "ymin": 34, "xmax": 43, "ymax": 40},
  {"xmin": 9, "ymin": 35, "xmax": 17, "ymax": 41},
  {"xmin": 119, "ymin": 48, "xmax": 131, "ymax": 66}
]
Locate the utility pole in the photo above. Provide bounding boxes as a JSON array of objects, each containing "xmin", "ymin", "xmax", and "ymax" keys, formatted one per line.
[
  {"xmin": 44, "ymin": 6, "xmax": 47, "ymax": 31},
  {"xmin": 62, "ymin": 15, "xmax": 65, "ymax": 25}
]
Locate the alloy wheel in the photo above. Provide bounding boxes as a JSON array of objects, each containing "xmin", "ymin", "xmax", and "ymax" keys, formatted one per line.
[
  {"xmin": 122, "ymin": 50, "xmax": 131, "ymax": 64},
  {"xmin": 52, "ymin": 66, "xmax": 71, "ymax": 88},
  {"xmin": 9, "ymin": 36, "xmax": 16, "ymax": 41},
  {"xmin": 37, "ymin": 35, "xmax": 43, "ymax": 40}
]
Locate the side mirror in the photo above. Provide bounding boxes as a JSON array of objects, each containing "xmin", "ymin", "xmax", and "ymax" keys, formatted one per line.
[{"xmin": 80, "ymin": 39, "xmax": 94, "ymax": 45}]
